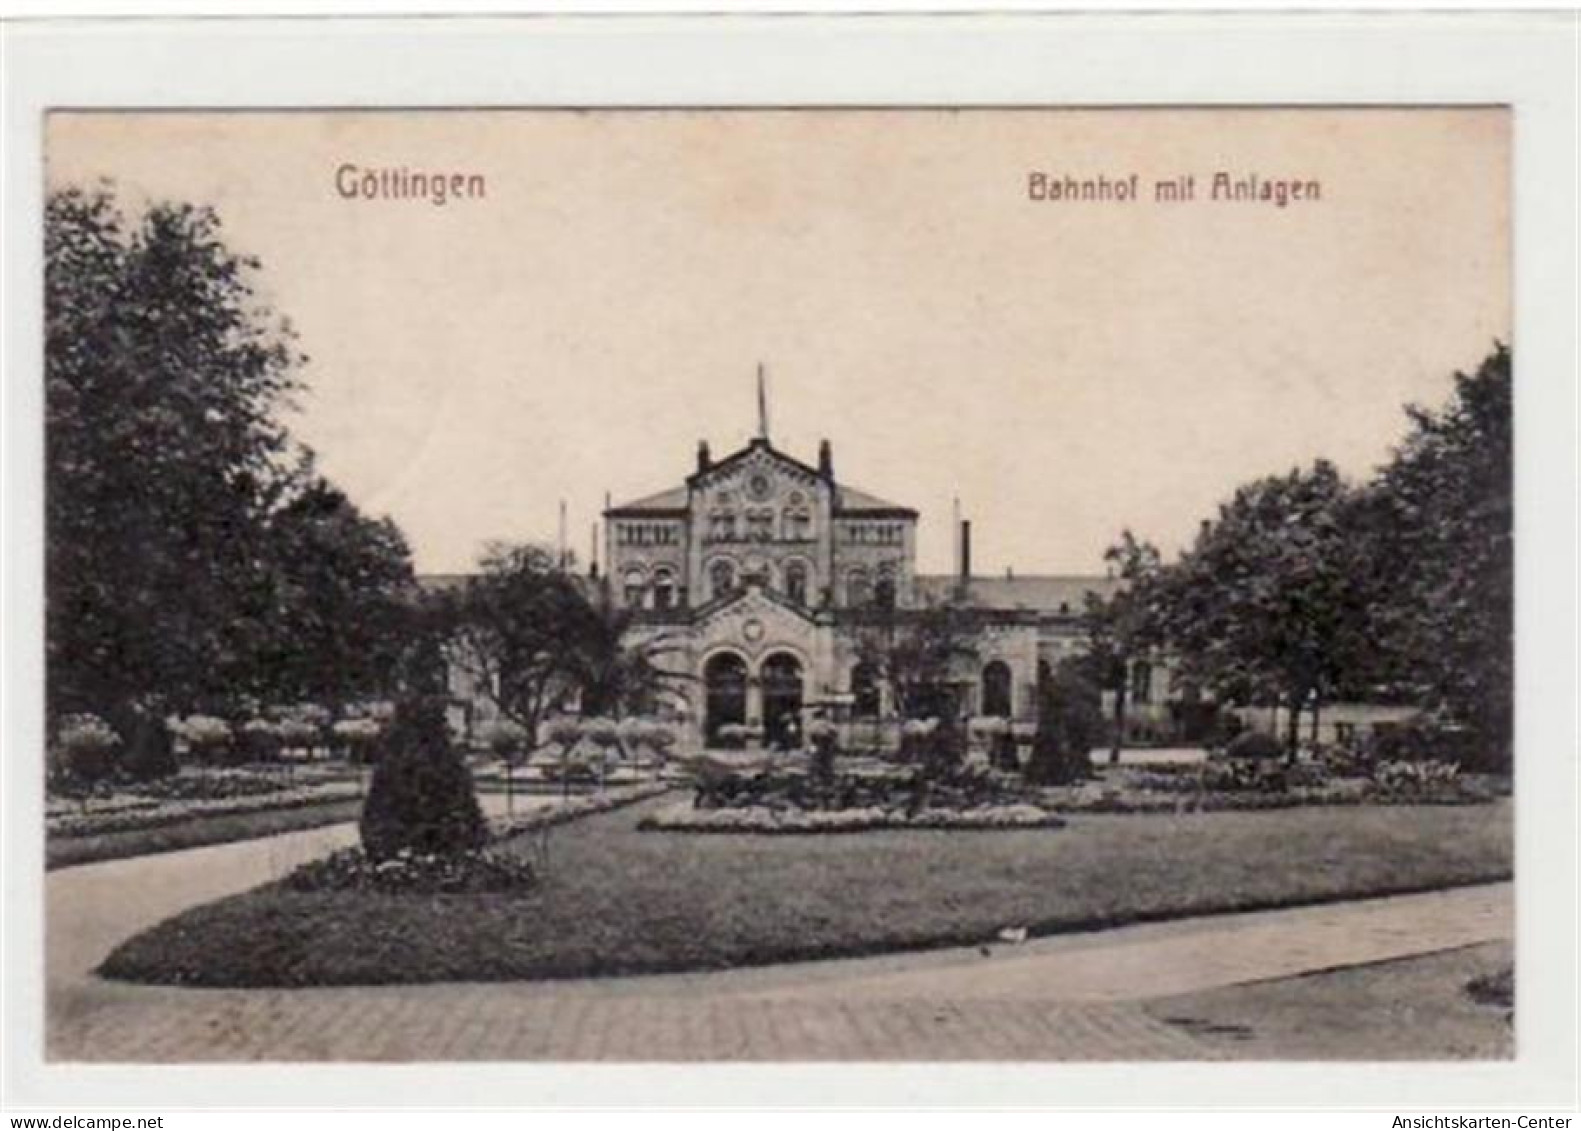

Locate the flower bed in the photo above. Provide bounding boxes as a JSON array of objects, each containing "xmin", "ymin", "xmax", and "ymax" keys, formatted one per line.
[
  {"xmin": 1044, "ymin": 763, "xmax": 1498, "ymax": 814},
  {"xmin": 284, "ymin": 846, "xmax": 538, "ymax": 895},
  {"xmin": 274, "ymin": 782, "xmax": 671, "ymax": 894},
  {"xmin": 47, "ymin": 779, "xmax": 365, "ymax": 838},
  {"xmin": 640, "ymin": 800, "xmax": 1064, "ymax": 834},
  {"xmin": 692, "ymin": 764, "xmax": 1038, "ymax": 814}
]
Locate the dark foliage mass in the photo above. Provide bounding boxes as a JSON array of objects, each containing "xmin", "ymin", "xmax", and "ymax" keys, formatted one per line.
[
  {"xmin": 1025, "ymin": 661, "xmax": 1103, "ymax": 785},
  {"xmin": 1085, "ymin": 345, "xmax": 1513, "ymax": 769},
  {"xmin": 46, "ymin": 186, "xmax": 415, "ymax": 752},
  {"xmin": 358, "ymin": 696, "xmax": 486, "ymax": 861}
]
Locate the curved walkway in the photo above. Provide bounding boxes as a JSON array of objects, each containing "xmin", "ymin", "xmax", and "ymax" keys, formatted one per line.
[{"xmin": 46, "ymin": 806, "xmax": 1513, "ymax": 1062}]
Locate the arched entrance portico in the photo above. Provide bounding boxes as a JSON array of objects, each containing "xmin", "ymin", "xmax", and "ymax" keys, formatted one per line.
[
  {"xmin": 703, "ymin": 652, "xmax": 748, "ymax": 747},
  {"xmin": 760, "ymin": 651, "xmax": 805, "ymax": 750}
]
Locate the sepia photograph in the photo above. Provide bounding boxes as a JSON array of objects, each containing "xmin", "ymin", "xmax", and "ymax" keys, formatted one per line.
[{"xmin": 31, "ymin": 104, "xmax": 1524, "ymax": 1068}]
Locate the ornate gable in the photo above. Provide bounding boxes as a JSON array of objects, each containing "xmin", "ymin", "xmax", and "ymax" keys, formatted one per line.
[
  {"xmin": 690, "ymin": 439, "xmax": 825, "ymax": 499},
  {"xmin": 693, "ymin": 584, "xmax": 820, "ymax": 663}
]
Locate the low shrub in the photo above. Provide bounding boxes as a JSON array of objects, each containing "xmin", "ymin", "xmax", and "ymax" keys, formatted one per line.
[
  {"xmin": 331, "ymin": 717, "xmax": 384, "ymax": 764},
  {"xmin": 171, "ymin": 715, "xmax": 234, "ymax": 764},
  {"xmin": 239, "ymin": 718, "xmax": 284, "ymax": 763},
  {"xmin": 285, "ymin": 846, "xmax": 536, "ymax": 894},
  {"xmin": 1225, "ymin": 730, "xmax": 1286, "ymax": 761},
  {"xmin": 53, "ymin": 713, "xmax": 122, "ymax": 787},
  {"xmin": 1371, "ymin": 720, "xmax": 1486, "ymax": 769},
  {"xmin": 1373, "ymin": 758, "xmax": 1469, "ymax": 799}
]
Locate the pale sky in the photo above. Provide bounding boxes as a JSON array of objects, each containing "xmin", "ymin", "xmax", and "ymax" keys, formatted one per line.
[{"xmin": 47, "ymin": 109, "xmax": 1510, "ymax": 577}]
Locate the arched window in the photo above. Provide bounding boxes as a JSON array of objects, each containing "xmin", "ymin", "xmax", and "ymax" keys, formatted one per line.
[
  {"xmin": 622, "ymin": 567, "xmax": 646, "ymax": 609},
  {"xmin": 652, "ymin": 567, "xmax": 676, "ymax": 611},
  {"xmin": 850, "ymin": 662, "xmax": 880, "ymax": 719},
  {"xmin": 847, "ymin": 569, "xmax": 872, "ymax": 608},
  {"xmin": 784, "ymin": 561, "xmax": 809, "ymax": 605},
  {"xmin": 981, "ymin": 660, "xmax": 1013, "ymax": 718},
  {"xmin": 708, "ymin": 559, "xmax": 736, "ymax": 601}
]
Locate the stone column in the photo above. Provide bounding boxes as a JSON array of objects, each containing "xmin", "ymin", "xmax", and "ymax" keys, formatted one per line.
[{"xmin": 746, "ymin": 675, "xmax": 764, "ymax": 731}]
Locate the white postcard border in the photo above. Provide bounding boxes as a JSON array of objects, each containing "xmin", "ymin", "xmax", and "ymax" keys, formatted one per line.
[{"xmin": 3, "ymin": 12, "xmax": 1576, "ymax": 1111}]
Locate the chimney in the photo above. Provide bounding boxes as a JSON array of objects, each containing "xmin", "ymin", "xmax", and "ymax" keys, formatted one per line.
[
  {"xmin": 960, "ymin": 519, "xmax": 972, "ymax": 583},
  {"xmin": 818, "ymin": 439, "xmax": 834, "ymax": 479},
  {"xmin": 589, "ymin": 522, "xmax": 599, "ymax": 579},
  {"xmin": 697, "ymin": 440, "xmax": 712, "ymax": 474}
]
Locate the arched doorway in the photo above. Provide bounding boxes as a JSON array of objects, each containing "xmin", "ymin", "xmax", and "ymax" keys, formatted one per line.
[
  {"xmin": 703, "ymin": 653, "xmax": 748, "ymax": 747},
  {"xmin": 981, "ymin": 660, "xmax": 1013, "ymax": 718},
  {"xmin": 850, "ymin": 661, "xmax": 880, "ymax": 719},
  {"xmin": 760, "ymin": 652, "xmax": 805, "ymax": 750}
]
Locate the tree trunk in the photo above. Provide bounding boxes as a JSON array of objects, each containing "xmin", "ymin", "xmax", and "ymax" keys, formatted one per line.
[
  {"xmin": 1285, "ymin": 690, "xmax": 1303, "ymax": 763},
  {"xmin": 1110, "ymin": 679, "xmax": 1127, "ymax": 765}
]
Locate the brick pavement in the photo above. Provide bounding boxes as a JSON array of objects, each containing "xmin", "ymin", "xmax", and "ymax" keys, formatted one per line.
[
  {"xmin": 44, "ymin": 799, "xmax": 1513, "ymax": 1063},
  {"xmin": 46, "ymin": 883, "xmax": 1511, "ymax": 1062}
]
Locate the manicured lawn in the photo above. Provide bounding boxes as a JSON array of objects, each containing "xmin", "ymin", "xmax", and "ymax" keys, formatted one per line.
[
  {"xmin": 47, "ymin": 799, "xmax": 365, "ymax": 871},
  {"xmin": 99, "ymin": 797, "xmax": 1512, "ymax": 988},
  {"xmin": 1145, "ymin": 941, "xmax": 1514, "ymax": 1059}
]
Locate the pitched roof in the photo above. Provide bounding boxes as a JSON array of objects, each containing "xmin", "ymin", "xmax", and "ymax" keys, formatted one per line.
[
  {"xmin": 607, "ymin": 437, "xmax": 916, "ymax": 517},
  {"xmin": 605, "ymin": 484, "xmax": 690, "ymax": 515},
  {"xmin": 914, "ymin": 574, "xmax": 1121, "ymax": 613},
  {"xmin": 416, "ymin": 573, "xmax": 472, "ymax": 594},
  {"xmin": 834, "ymin": 483, "xmax": 915, "ymax": 516}
]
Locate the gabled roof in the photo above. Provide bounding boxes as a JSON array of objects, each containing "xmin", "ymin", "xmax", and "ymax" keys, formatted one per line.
[
  {"xmin": 834, "ymin": 483, "xmax": 915, "ymax": 517},
  {"xmin": 416, "ymin": 573, "xmax": 472, "ymax": 594},
  {"xmin": 914, "ymin": 574, "xmax": 1121, "ymax": 614},
  {"xmin": 685, "ymin": 437, "xmax": 823, "ymax": 489},
  {"xmin": 607, "ymin": 437, "xmax": 917, "ymax": 518},
  {"xmin": 605, "ymin": 484, "xmax": 690, "ymax": 516}
]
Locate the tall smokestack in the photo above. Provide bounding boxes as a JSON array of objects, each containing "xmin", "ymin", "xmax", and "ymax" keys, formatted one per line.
[
  {"xmin": 960, "ymin": 519, "xmax": 972, "ymax": 586},
  {"xmin": 952, "ymin": 497, "xmax": 962, "ymax": 576},
  {"xmin": 589, "ymin": 522, "xmax": 599, "ymax": 578}
]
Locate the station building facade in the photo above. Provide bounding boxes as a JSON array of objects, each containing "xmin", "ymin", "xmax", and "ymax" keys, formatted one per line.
[{"xmin": 601, "ymin": 430, "xmax": 1165, "ymax": 748}]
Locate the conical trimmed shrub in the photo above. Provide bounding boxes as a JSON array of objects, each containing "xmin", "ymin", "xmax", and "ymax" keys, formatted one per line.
[{"xmin": 359, "ymin": 695, "xmax": 486, "ymax": 862}]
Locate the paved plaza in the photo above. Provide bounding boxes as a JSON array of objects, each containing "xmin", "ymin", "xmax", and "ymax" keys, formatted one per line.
[{"xmin": 44, "ymin": 808, "xmax": 1513, "ymax": 1062}]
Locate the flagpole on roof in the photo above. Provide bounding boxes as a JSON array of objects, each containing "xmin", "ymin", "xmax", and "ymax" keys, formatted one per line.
[{"xmin": 756, "ymin": 362, "xmax": 768, "ymax": 441}]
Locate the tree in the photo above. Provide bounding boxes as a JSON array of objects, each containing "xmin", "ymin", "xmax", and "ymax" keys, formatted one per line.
[
  {"xmin": 1154, "ymin": 460, "xmax": 1374, "ymax": 756},
  {"xmin": 1082, "ymin": 531, "xmax": 1163, "ymax": 763},
  {"xmin": 569, "ymin": 598, "xmax": 694, "ymax": 722},
  {"xmin": 1366, "ymin": 345, "xmax": 1513, "ymax": 767},
  {"xmin": 449, "ymin": 543, "xmax": 588, "ymax": 748},
  {"xmin": 1025, "ymin": 659, "xmax": 1102, "ymax": 785},
  {"xmin": 46, "ymin": 186, "xmax": 303, "ymax": 749},
  {"xmin": 359, "ymin": 692, "xmax": 487, "ymax": 862},
  {"xmin": 254, "ymin": 471, "xmax": 417, "ymax": 708},
  {"xmin": 851, "ymin": 595, "xmax": 980, "ymax": 722}
]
